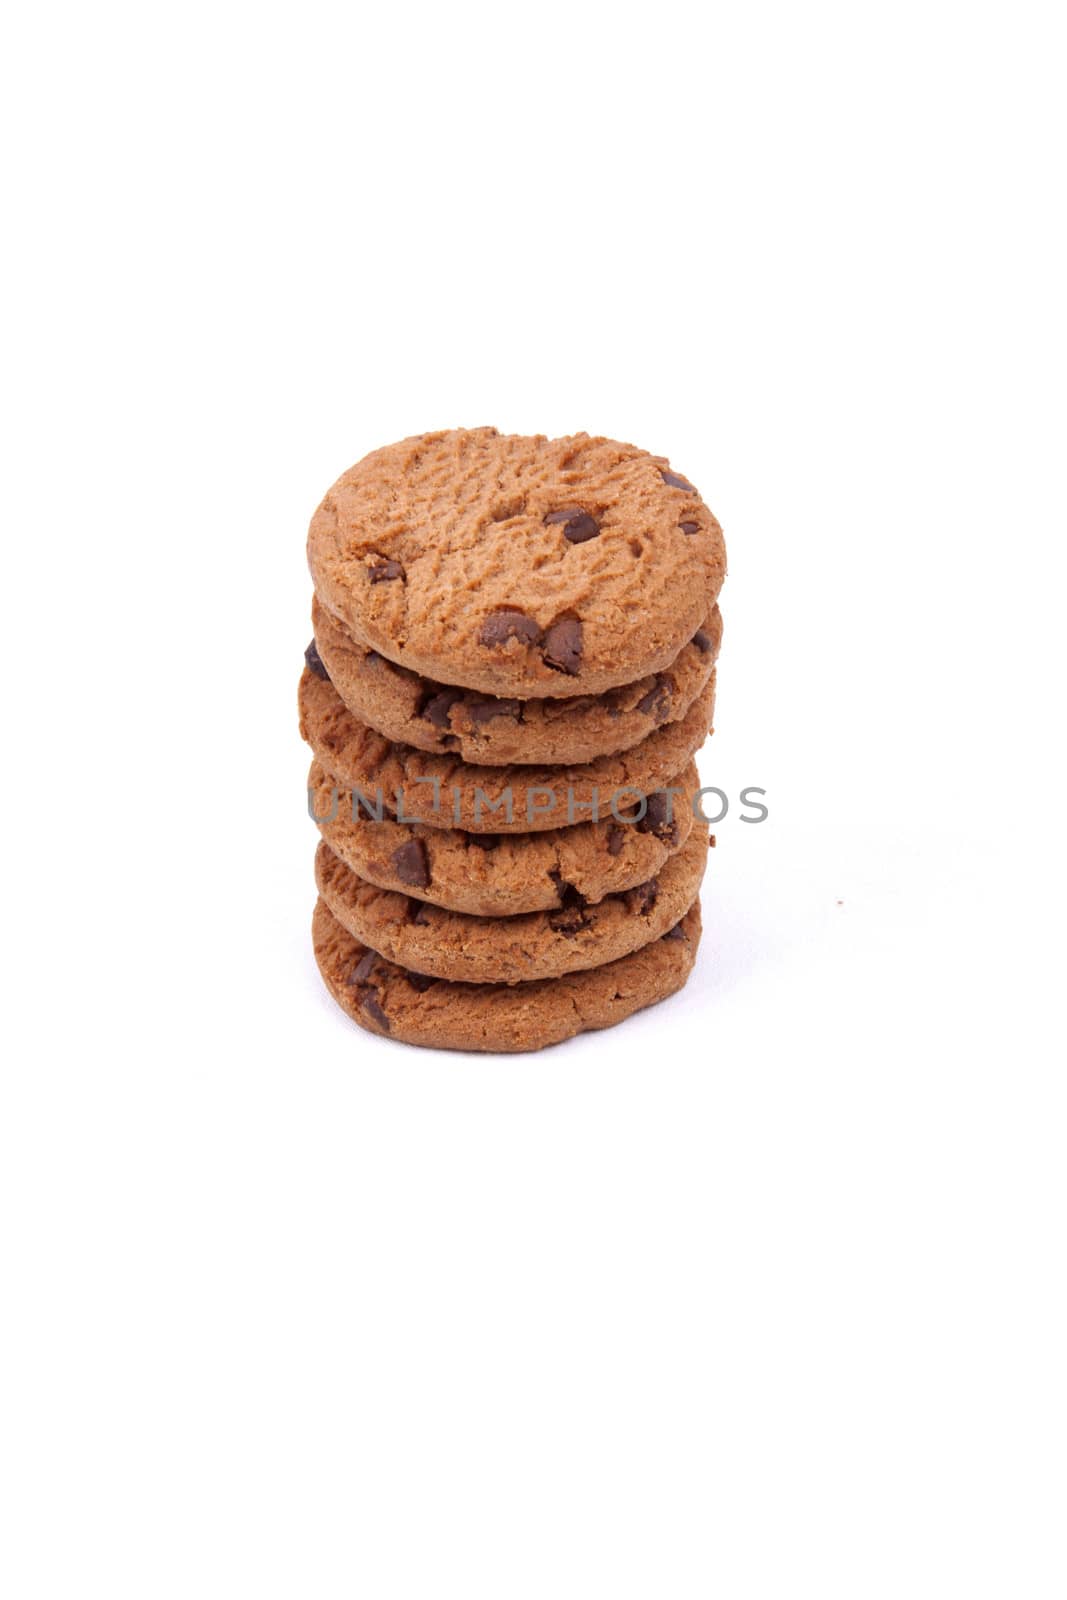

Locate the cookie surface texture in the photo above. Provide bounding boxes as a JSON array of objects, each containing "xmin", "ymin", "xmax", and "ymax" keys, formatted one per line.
[
  {"xmin": 299, "ymin": 667, "xmax": 715, "ymax": 834},
  {"xmin": 311, "ymin": 595, "xmax": 722, "ymax": 766},
  {"xmin": 312, "ymin": 895, "xmax": 703, "ymax": 1052},
  {"xmin": 307, "ymin": 429, "xmax": 726, "ymax": 698},
  {"xmin": 315, "ymin": 822, "xmax": 709, "ymax": 985},
  {"xmin": 307, "ymin": 758, "xmax": 700, "ymax": 916}
]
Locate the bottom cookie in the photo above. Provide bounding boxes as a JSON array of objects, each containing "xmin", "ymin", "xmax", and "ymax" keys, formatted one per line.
[{"xmin": 312, "ymin": 894, "xmax": 702, "ymax": 1053}]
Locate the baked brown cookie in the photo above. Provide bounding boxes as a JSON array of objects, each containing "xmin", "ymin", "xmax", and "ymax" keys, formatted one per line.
[
  {"xmin": 315, "ymin": 822, "xmax": 709, "ymax": 985},
  {"xmin": 308, "ymin": 758, "xmax": 699, "ymax": 917},
  {"xmin": 307, "ymin": 429, "xmax": 726, "ymax": 698},
  {"xmin": 312, "ymin": 895, "xmax": 702, "ymax": 1052},
  {"xmin": 311, "ymin": 594, "xmax": 722, "ymax": 766},
  {"xmin": 299, "ymin": 667, "xmax": 715, "ymax": 834}
]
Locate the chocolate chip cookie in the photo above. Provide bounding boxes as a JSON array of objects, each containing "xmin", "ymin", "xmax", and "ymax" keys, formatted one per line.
[
  {"xmin": 311, "ymin": 595, "xmax": 722, "ymax": 766},
  {"xmin": 308, "ymin": 758, "xmax": 699, "ymax": 916},
  {"xmin": 315, "ymin": 821, "xmax": 709, "ymax": 985},
  {"xmin": 307, "ymin": 429, "xmax": 726, "ymax": 698},
  {"xmin": 312, "ymin": 894, "xmax": 703, "ymax": 1052},
  {"xmin": 299, "ymin": 666, "xmax": 715, "ymax": 834}
]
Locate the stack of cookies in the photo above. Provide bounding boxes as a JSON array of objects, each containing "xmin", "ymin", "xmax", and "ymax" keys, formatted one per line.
[{"xmin": 301, "ymin": 428, "xmax": 726, "ymax": 1052}]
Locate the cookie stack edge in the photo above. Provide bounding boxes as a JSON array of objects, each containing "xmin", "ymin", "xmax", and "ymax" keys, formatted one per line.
[{"xmin": 301, "ymin": 428, "xmax": 726, "ymax": 1052}]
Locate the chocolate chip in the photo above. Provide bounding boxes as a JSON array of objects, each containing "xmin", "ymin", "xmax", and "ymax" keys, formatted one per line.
[
  {"xmin": 420, "ymin": 687, "xmax": 463, "ymax": 729},
  {"xmin": 358, "ymin": 986, "xmax": 390, "ymax": 1029},
  {"xmin": 345, "ymin": 949, "xmax": 378, "ymax": 985},
  {"xmin": 636, "ymin": 674, "xmax": 674, "ymax": 724},
  {"xmin": 548, "ymin": 868, "xmax": 586, "ymax": 908},
  {"xmin": 638, "ymin": 792, "xmax": 678, "ymax": 845},
  {"xmin": 548, "ymin": 904, "xmax": 593, "ymax": 937},
  {"xmin": 565, "ymin": 515, "xmax": 600, "ymax": 544},
  {"xmin": 369, "ymin": 559, "xmax": 404, "ymax": 583},
  {"xmin": 544, "ymin": 509, "xmax": 600, "ymax": 544},
  {"xmin": 479, "ymin": 609, "xmax": 542, "ymax": 648},
  {"xmin": 678, "ymin": 520, "xmax": 700, "ymax": 535},
  {"xmin": 546, "ymin": 871, "xmax": 591, "ymax": 933},
  {"xmin": 467, "ymin": 698, "xmax": 522, "ymax": 725},
  {"xmin": 708, "ymin": 834, "xmax": 717, "ymax": 848},
  {"xmin": 406, "ymin": 897, "xmax": 431, "ymax": 925},
  {"xmin": 542, "ymin": 617, "xmax": 582, "ymax": 675},
  {"xmin": 404, "ymin": 970, "xmax": 438, "ymax": 992},
  {"xmin": 305, "ymin": 640, "xmax": 329, "ymax": 680},
  {"xmin": 391, "ymin": 838, "xmax": 430, "ymax": 888},
  {"xmin": 468, "ymin": 833, "xmax": 499, "ymax": 851},
  {"xmin": 663, "ymin": 921, "xmax": 687, "ymax": 940},
  {"xmin": 660, "ymin": 468, "xmax": 695, "ymax": 491},
  {"xmin": 693, "ymin": 629, "xmax": 712, "ymax": 653},
  {"xmin": 624, "ymin": 878, "xmax": 659, "ymax": 915},
  {"xmin": 606, "ymin": 823, "xmax": 626, "ymax": 857}
]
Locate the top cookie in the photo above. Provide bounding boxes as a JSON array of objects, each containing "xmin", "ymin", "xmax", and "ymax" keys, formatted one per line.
[{"xmin": 307, "ymin": 428, "xmax": 726, "ymax": 698}]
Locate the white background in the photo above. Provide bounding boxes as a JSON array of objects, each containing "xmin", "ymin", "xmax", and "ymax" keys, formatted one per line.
[{"xmin": 2, "ymin": 2, "xmax": 1065, "ymax": 1595}]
